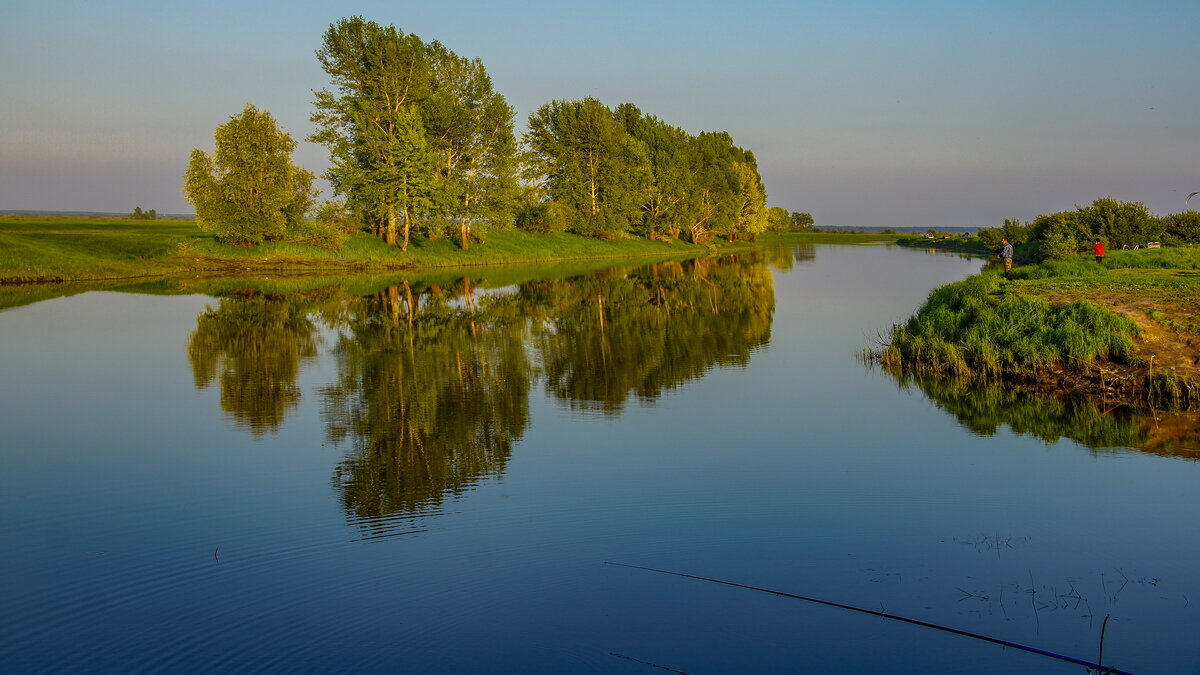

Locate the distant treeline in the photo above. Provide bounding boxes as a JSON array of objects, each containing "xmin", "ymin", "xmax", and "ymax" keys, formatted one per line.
[
  {"xmin": 183, "ymin": 16, "xmax": 810, "ymax": 249},
  {"xmin": 978, "ymin": 197, "xmax": 1200, "ymax": 260}
]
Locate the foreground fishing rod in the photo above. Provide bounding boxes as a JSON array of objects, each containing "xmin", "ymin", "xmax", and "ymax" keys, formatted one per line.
[{"xmin": 607, "ymin": 562, "xmax": 1134, "ymax": 675}]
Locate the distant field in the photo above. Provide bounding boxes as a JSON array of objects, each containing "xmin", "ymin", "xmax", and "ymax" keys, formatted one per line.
[{"xmin": 0, "ymin": 217, "xmax": 202, "ymax": 282}]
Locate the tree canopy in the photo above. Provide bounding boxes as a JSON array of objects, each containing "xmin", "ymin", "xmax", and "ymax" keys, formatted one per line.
[
  {"xmin": 310, "ymin": 17, "xmax": 518, "ymax": 251},
  {"xmin": 523, "ymin": 99, "xmax": 769, "ymax": 242},
  {"xmin": 183, "ymin": 104, "xmax": 316, "ymax": 245}
]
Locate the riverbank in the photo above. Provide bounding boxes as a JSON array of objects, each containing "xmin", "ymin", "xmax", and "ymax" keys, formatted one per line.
[
  {"xmin": 877, "ymin": 247, "xmax": 1200, "ymax": 408},
  {"xmin": 0, "ymin": 215, "xmax": 897, "ymax": 285}
]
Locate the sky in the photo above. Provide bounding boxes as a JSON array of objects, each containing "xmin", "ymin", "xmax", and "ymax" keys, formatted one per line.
[{"xmin": 1, "ymin": 0, "xmax": 1197, "ymax": 228}]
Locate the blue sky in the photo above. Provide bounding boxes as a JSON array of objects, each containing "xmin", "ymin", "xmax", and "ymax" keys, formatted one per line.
[{"xmin": 2, "ymin": 0, "xmax": 1197, "ymax": 227}]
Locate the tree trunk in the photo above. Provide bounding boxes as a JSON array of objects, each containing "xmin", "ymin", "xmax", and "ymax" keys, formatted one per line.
[
  {"xmin": 386, "ymin": 204, "xmax": 397, "ymax": 246},
  {"xmin": 459, "ymin": 218, "xmax": 470, "ymax": 250},
  {"xmin": 401, "ymin": 207, "xmax": 411, "ymax": 252}
]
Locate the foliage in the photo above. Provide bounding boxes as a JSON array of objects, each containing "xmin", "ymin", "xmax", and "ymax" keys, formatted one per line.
[
  {"xmin": 1021, "ymin": 198, "xmax": 1186, "ymax": 261},
  {"xmin": 789, "ymin": 211, "xmax": 814, "ymax": 232},
  {"xmin": 978, "ymin": 217, "xmax": 1029, "ymax": 248},
  {"xmin": 183, "ymin": 104, "xmax": 317, "ymax": 245},
  {"xmin": 767, "ymin": 207, "xmax": 792, "ymax": 233},
  {"xmin": 524, "ymin": 99, "xmax": 767, "ymax": 243},
  {"xmin": 1161, "ymin": 210, "xmax": 1200, "ymax": 245},
  {"xmin": 130, "ymin": 207, "xmax": 158, "ymax": 220},
  {"xmin": 421, "ymin": 42, "xmax": 519, "ymax": 249},
  {"xmin": 310, "ymin": 17, "xmax": 517, "ymax": 252}
]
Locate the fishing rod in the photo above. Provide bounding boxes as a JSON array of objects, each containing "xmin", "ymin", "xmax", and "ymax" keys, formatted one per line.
[{"xmin": 607, "ymin": 562, "xmax": 1135, "ymax": 675}]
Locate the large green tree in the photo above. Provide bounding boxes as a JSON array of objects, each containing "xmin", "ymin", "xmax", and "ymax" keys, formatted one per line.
[
  {"xmin": 422, "ymin": 42, "xmax": 519, "ymax": 249},
  {"xmin": 525, "ymin": 97, "xmax": 651, "ymax": 238},
  {"xmin": 183, "ymin": 104, "xmax": 316, "ymax": 245},
  {"xmin": 310, "ymin": 17, "xmax": 435, "ymax": 251}
]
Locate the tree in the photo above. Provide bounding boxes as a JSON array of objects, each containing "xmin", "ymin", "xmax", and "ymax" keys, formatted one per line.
[
  {"xmin": 310, "ymin": 17, "xmax": 435, "ymax": 251},
  {"xmin": 1162, "ymin": 210, "xmax": 1200, "ymax": 244},
  {"xmin": 183, "ymin": 106, "xmax": 314, "ymax": 244},
  {"xmin": 766, "ymin": 207, "xmax": 791, "ymax": 233},
  {"xmin": 525, "ymin": 98, "xmax": 651, "ymax": 238},
  {"xmin": 183, "ymin": 104, "xmax": 316, "ymax": 245},
  {"xmin": 421, "ymin": 42, "xmax": 518, "ymax": 249},
  {"xmin": 790, "ymin": 211, "xmax": 814, "ymax": 232},
  {"xmin": 731, "ymin": 157, "xmax": 768, "ymax": 241},
  {"xmin": 1075, "ymin": 197, "xmax": 1159, "ymax": 249}
]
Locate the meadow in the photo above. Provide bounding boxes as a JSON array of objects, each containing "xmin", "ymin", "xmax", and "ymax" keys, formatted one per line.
[{"xmin": 0, "ymin": 215, "xmax": 894, "ymax": 284}]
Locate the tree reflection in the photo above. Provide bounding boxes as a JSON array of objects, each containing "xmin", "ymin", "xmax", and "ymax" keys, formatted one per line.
[
  {"xmin": 529, "ymin": 255, "xmax": 774, "ymax": 414},
  {"xmin": 321, "ymin": 280, "xmax": 531, "ymax": 527},
  {"xmin": 886, "ymin": 371, "xmax": 1200, "ymax": 456},
  {"xmin": 187, "ymin": 291, "xmax": 320, "ymax": 436},
  {"xmin": 184, "ymin": 257, "xmax": 780, "ymax": 527}
]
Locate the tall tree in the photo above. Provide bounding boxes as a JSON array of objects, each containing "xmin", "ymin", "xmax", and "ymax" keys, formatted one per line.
[
  {"xmin": 422, "ymin": 42, "xmax": 518, "ymax": 249},
  {"xmin": 183, "ymin": 104, "xmax": 316, "ymax": 245},
  {"xmin": 525, "ymin": 97, "xmax": 650, "ymax": 238},
  {"xmin": 731, "ymin": 156, "xmax": 768, "ymax": 241},
  {"xmin": 310, "ymin": 17, "xmax": 435, "ymax": 251}
]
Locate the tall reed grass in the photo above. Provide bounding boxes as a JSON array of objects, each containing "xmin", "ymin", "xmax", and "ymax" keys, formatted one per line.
[{"xmin": 881, "ymin": 271, "xmax": 1141, "ymax": 376}]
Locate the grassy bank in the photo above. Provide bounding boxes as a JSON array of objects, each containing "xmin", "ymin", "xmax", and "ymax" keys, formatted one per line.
[
  {"xmin": 0, "ymin": 215, "xmax": 882, "ymax": 284},
  {"xmin": 879, "ymin": 246, "xmax": 1200, "ymax": 407}
]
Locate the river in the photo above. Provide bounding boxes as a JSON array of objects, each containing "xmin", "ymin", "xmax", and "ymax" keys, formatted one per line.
[{"xmin": 1, "ymin": 243, "xmax": 1196, "ymax": 673}]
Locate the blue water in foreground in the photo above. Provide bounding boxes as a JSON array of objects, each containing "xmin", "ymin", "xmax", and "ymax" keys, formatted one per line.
[{"xmin": 1, "ymin": 243, "xmax": 1197, "ymax": 674}]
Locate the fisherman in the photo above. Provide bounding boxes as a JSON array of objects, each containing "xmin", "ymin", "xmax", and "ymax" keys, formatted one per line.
[
  {"xmin": 1094, "ymin": 238, "xmax": 1106, "ymax": 264},
  {"xmin": 999, "ymin": 238, "xmax": 1014, "ymax": 280}
]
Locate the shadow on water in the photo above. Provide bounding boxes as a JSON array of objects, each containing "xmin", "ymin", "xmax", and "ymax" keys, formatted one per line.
[
  {"xmin": 182, "ymin": 254, "xmax": 777, "ymax": 534},
  {"xmin": 878, "ymin": 367, "xmax": 1200, "ymax": 458}
]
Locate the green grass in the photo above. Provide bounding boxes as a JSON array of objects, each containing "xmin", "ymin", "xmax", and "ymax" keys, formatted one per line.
[
  {"xmin": 0, "ymin": 217, "xmax": 200, "ymax": 282},
  {"xmin": 882, "ymin": 269, "xmax": 1143, "ymax": 377},
  {"xmin": 2, "ymin": 215, "xmax": 802, "ymax": 284},
  {"xmin": 883, "ymin": 246, "xmax": 1200, "ymax": 383}
]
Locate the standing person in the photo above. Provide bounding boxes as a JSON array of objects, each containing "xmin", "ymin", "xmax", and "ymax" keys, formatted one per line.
[
  {"xmin": 1094, "ymin": 238, "xmax": 1106, "ymax": 264},
  {"xmin": 999, "ymin": 238, "xmax": 1014, "ymax": 280}
]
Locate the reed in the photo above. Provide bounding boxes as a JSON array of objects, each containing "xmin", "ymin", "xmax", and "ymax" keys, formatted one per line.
[{"xmin": 884, "ymin": 271, "xmax": 1141, "ymax": 377}]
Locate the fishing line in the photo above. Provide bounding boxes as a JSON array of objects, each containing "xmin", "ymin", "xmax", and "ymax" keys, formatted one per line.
[{"xmin": 607, "ymin": 562, "xmax": 1134, "ymax": 675}]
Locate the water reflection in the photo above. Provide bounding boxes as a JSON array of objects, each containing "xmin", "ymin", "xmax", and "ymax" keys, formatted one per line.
[
  {"xmin": 530, "ymin": 256, "xmax": 774, "ymax": 414},
  {"xmin": 764, "ymin": 243, "xmax": 816, "ymax": 271},
  {"xmin": 321, "ymin": 280, "xmax": 531, "ymax": 527},
  {"xmin": 886, "ymin": 370, "xmax": 1200, "ymax": 457},
  {"xmin": 184, "ymin": 255, "xmax": 778, "ymax": 525},
  {"xmin": 186, "ymin": 291, "xmax": 322, "ymax": 436}
]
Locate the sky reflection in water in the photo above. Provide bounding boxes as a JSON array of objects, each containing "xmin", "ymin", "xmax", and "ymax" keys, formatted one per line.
[{"xmin": 0, "ymin": 244, "xmax": 1197, "ymax": 674}]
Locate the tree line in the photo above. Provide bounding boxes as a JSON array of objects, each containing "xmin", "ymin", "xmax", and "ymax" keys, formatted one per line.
[
  {"xmin": 978, "ymin": 197, "xmax": 1200, "ymax": 260},
  {"xmin": 184, "ymin": 17, "xmax": 805, "ymax": 248}
]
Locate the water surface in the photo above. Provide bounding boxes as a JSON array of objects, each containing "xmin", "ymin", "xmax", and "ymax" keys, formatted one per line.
[{"xmin": 1, "ymin": 244, "xmax": 1196, "ymax": 673}]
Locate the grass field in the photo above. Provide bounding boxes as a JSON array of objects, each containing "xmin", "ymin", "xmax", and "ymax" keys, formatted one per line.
[
  {"xmin": 879, "ymin": 246, "xmax": 1200, "ymax": 406},
  {"xmin": 0, "ymin": 215, "xmax": 899, "ymax": 284}
]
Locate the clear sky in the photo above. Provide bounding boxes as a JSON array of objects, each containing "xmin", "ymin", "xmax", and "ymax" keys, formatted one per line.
[{"xmin": 2, "ymin": 0, "xmax": 1197, "ymax": 227}]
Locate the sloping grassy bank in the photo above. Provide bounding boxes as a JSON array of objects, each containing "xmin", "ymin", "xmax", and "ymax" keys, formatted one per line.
[
  {"xmin": 878, "ymin": 247, "xmax": 1200, "ymax": 408},
  {"xmin": 881, "ymin": 272, "xmax": 1141, "ymax": 376},
  {"xmin": 0, "ymin": 215, "xmax": 876, "ymax": 284}
]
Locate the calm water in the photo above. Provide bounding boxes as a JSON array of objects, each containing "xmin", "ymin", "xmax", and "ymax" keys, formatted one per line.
[{"xmin": 1, "ymin": 244, "xmax": 1197, "ymax": 674}]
